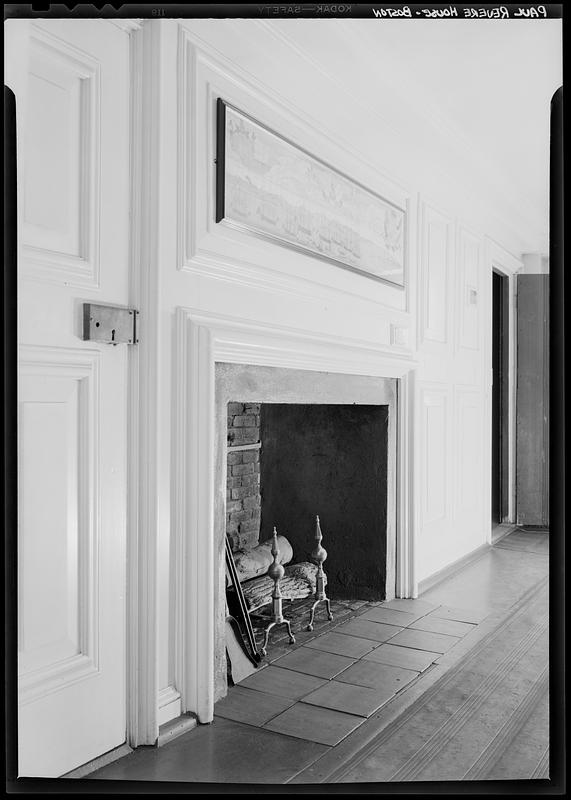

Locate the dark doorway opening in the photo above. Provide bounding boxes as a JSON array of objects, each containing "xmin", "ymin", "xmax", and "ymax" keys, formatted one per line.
[{"xmin": 492, "ymin": 271, "xmax": 509, "ymax": 525}]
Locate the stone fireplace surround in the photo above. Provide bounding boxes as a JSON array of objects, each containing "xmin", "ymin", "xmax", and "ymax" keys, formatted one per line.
[{"xmin": 173, "ymin": 308, "xmax": 416, "ymax": 723}]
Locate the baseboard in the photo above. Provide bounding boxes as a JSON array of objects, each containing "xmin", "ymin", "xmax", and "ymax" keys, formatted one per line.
[
  {"xmin": 519, "ymin": 525, "xmax": 550, "ymax": 532},
  {"xmin": 62, "ymin": 743, "xmax": 133, "ymax": 779},
  {"xmin": 158, "ymin": 685, "xmax": 182, "ymax": 727},
  {"xmin": 491, "ymin": 523, "xmax": 518, "ymax": 545},
  {"xmin": 157, "ymin": 714, "xmax": 198, "ymax": 747},
  {"xmin": 63, "ymin": 716, "xmax": 197, "ymax": 777},
  {"xmin": 417, "ymin": 543, "xmax": 491, "ymax": 596}
]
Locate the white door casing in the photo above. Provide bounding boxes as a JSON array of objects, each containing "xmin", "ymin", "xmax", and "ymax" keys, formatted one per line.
[
  {"xmin": 484, "ymin": 238, "xmax": 522, "ymax": 531},
  {"xmin": 10, "ymin": 18, "xmax": 131, "ymax": 777}
]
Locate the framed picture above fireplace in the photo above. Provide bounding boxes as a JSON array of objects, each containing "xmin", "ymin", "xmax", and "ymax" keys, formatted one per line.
[{"xmin": 215, "ymin": 98, "xmax": 406, "ymax": 288}]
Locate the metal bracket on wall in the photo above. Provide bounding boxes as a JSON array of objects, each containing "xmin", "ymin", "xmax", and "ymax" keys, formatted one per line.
[{"xmin": 82, "ymin": 303, "xmax": 139, "ymax": 345}]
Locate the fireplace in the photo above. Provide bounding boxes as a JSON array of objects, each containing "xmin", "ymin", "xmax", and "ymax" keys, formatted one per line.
[
  {"xmin": 216, "ymin": 362, "xmax": 397, "ymax": 698},
  {"xmin": 173, "ymin": 308, "xmax": 415, "ymax": 723}
]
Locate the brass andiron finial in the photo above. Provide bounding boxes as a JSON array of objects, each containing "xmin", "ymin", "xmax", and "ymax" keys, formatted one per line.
[
  {"xmin": 260, "ymin": 527, "xmax": 296, "ymax": 656},
  {"xmin": 307, "ymin": 515, "xmax": 333, "ymax": 631}
]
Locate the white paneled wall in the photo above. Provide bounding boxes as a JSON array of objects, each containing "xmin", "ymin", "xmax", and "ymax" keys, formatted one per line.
[
  {"xmin": 144, "ymin": 19, "xmax": 523, "ymax": 718},
  {"xmin": 416, "ymin": 206, "xmax": 488, "ymax": 582}
]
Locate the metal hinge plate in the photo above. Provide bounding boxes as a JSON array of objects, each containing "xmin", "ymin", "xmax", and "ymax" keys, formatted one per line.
[{"xmin": 83, "ymin": 303, "xmax": 139, "ymax": 345}]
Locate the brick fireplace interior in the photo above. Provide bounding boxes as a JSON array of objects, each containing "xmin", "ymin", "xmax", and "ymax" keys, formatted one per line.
[{"xmin": 226, "ymin": 401, "xmax": 389, "ymax": 600}]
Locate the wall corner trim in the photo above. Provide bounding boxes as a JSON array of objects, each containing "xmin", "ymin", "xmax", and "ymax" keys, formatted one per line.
[
  {"xmin": 126, "ymin": 19, "xmax": 161, "ymax": 748},
  {"xmin": 417, "ymin": 543, "xmax": 491, "ymax": 597}
]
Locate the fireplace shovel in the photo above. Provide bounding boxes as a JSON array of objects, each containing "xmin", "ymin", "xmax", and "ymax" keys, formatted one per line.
[{"xmin": 225, "ymin": 535, "xmax": 262, "ymax": 677}]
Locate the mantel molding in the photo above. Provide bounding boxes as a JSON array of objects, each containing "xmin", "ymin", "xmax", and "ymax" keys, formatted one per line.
[
  {"xmin": 173, "ymin": 307, "xmax": 417, "ymax": 722},
  {"xmin": 177, "ymin": 307, "xmax": 417, "ymax": 379}
]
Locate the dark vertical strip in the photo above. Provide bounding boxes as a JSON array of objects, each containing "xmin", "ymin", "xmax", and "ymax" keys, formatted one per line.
[
  {"xmin": 548, "ymin": 85, "xmax": 564, "ymax": 793},
  {"xmin": 215, "ymin": 97, "xmax": 226, "ymax": 223},
  {"xmin": 4, "ymin": 85, "xmax": 18, "ymax": 782},
  {"xmin": 499, "ymin": 273, "xmax": 510, "ymax": 522},
  {"xmin": 515, "ymin": 274, "xmax": 549, "ymax": 526},
  {"xmin": 492, "ymin": 271, "xmax": 509, "ymax": 524},
  {"xmin": 543, "ymin": 273, "xmax": 550, "ymax": 526},
  {"xmin": 491, "ymin": 271, "xmax": 500, "ymax": 524}
]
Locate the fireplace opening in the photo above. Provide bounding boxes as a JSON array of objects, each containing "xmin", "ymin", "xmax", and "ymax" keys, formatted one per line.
[{"xmin": 226, "ymin": 401, "xmax": 389, "ymax": 601}]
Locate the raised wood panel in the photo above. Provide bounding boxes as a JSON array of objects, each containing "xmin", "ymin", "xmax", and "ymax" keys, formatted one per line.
[
  {"xmin": 419, "ymin": 202, "xmax": 452, "ymax": 345},
  {"xmin": 420, "ymin": 386, "xmax": 448, "ymax": 525},
  {"xmin": 22, "ymin": 28, "xmax": 100, "ymax": 287},
  {"xmin": 19, "ymin": 390, "xmax": 80, "ymax": 663},
  {"xmin": 457, "ymin": 227, "xmax": 481, "ymax": 351},
  {"xmin": 18, "ymin": 347, "xmax": 100, "ymax": 703},
  {"xmin": 25, "ymin": 69, "xmax": 79, "ymax": 244},
  {"xmin": 454, "ymin": 388, "xmax": 483, "ymax": 523}
]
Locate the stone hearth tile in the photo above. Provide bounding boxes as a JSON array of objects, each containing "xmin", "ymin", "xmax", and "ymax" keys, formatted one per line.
[
  {"xmin": 409, "ymin": 615, "xmax": 476, "ymax": 638},
  {"xmin": 214, "ymin": 686, "xmax": 294, "ymax": 727},
  {"xmin": 363, "ymin": 643, "xmax": 439, "ymax": 672},
  {"xmin": 237, "ymin": 666, "xmax": 328, "ymax": 700},
  {"xmin": 333, "ymin": 618, "xmax": 403, "ymax": 643},
  {"xmin": 304, "ymin": 631, "xmax": 378, "ymax": 658},
  {"xmin": 90, "ymin": 716, "xmax": 329, "ymax": 784},
  {"xmin": 386, "ymin": 628, "xmax": 461, "ymax": 654},
  {"xmin": 359, "ymin": 606, "xmax": 423, "ymax": 627},
  {"xmin": 381, "ymin": 598, "xmax": 439, "ymax": 615},
  {"xmin": 272, "ymin": 646, "xmax": 356, "ymax": 679},
  {"xmin": 347, "ymin": 600, "xmax": 369, "ymax": 610},
  {"xmin": 301, "ymin": 679, "xmax": 396, "ymax": 718},
  {"xmin": 428, "ymin": 605, "xmax": 490, "ymax": 625},
  {"xmin": 264, "ymin": 702, "xmax": 363, "ymax": 746},
  {"xmin": 335, "ymin": 660, "xmax": 418, "ymax": 691}
]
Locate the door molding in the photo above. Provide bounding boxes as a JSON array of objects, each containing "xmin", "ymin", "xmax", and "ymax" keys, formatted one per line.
[
  {"xmin": 126, "ymin": 20, "xmax": 160, "ymax": 748},
  {"xmin": 173, "ymin": 306, "xmax": 417, "ymax": 721},
  {"xmin": 484, "ymin": 238, "xmax": 522, "ymax": 534}
]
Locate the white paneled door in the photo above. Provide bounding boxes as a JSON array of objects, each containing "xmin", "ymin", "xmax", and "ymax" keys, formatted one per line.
[{"xmin": 10, "ymin": 19, "xmax": 131, "ymax": 777}]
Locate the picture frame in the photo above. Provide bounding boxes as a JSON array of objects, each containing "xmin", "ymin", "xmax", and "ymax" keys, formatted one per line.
[{"xmin": 215, "ymin": 98, "xmax": 406, "ymax": 289}]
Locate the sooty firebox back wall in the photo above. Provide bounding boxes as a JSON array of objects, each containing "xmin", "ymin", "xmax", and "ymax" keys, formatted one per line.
[{"xmin": 260, "ymin": 403, "xmax": 388, "ymax": 600}]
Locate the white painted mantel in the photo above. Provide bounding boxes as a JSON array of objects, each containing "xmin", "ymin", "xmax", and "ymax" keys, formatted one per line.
[{"xmin": 173, "ymin": 307, "xmax": 417, "ymax": 722}]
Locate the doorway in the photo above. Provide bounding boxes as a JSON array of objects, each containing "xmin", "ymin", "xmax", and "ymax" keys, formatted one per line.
[{"xmin": 492, "ymin": 270, "xmax": 509, "ymax": 525}]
